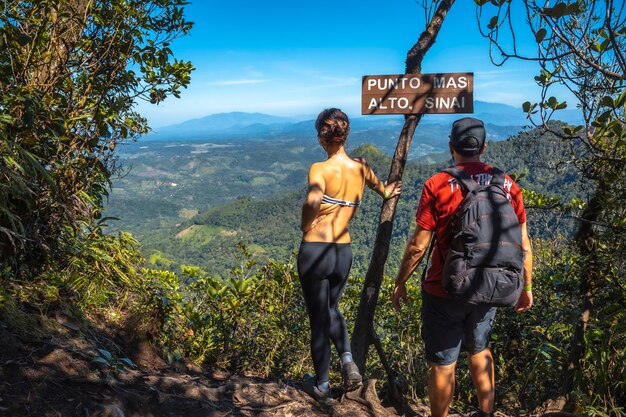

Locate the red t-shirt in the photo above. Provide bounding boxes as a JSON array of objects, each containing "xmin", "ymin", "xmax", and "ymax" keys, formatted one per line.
[{"xmin": 415, "ymin": 162, "xmax": 527, "ymax": 298}]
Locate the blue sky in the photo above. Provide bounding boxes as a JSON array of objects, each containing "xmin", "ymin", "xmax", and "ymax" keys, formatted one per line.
[{"xmin": 138, "ymin": 0, "xmax": 575, "ymax": 127}]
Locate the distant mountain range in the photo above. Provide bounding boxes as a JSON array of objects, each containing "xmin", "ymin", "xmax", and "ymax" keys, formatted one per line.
[{"xmin": 146, "ymin": 100, "xmax": 584, "ymax": 142}]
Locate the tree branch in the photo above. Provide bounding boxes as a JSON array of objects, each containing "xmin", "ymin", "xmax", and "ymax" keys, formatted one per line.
[{"xmin": 351, "ymin": 0, "xmax": 455, "ymax": 381}]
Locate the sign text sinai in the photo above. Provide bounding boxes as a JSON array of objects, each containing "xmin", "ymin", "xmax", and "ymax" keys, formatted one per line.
[{"xmin": 361, "ymin": 73, "xmax": 474, "ymax": 115}]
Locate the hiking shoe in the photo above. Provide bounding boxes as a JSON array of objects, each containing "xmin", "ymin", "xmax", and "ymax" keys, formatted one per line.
[
  {"xmin": 468, "ymin": 411, "xmax": 494, "ymax": 417},
  {"xmin": 302, "ymin": 373, "xmax": 331, "ymax": 403},
  {"xmin": 341, "ymin": 361, "xmax": 362, "ymax": 391}
]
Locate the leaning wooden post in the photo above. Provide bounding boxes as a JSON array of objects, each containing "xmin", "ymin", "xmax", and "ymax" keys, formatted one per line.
[{"xmin": 351, "ymin": 0, "xmax": 456, "ymax": 380}]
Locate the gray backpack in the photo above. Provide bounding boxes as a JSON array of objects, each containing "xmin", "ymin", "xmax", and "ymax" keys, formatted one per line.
[{"xmin": 440, "ymin": 167, "xmax": 524, "ymax": 307}]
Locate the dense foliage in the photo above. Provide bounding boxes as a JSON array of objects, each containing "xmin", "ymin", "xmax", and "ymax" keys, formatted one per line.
[
  {"xmin": 0, "ymin": 0, "xmax": 193, "ymax": 273},
  {"xmin": 476, "ymin": 0, "xmax": 626, "ymax": 412}
]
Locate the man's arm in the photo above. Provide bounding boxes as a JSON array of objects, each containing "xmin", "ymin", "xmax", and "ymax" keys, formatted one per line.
[
  {"xmin": 516, "ymin": 222, "xmax": 533, "ymax": 312},
  {"xmin": 392, "ymin": 225, "xmax": 434, "ymax": 312}
]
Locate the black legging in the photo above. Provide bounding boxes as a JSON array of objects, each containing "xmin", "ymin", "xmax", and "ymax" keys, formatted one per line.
[{"xmin": 297, "ymin": 241, "xmax": 352, "ymax": 383}]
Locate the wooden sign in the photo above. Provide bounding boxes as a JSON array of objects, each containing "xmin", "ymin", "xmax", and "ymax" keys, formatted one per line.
[{"xmin": 362, "ymin": 72, "xmax": 473, "ymax": 115}]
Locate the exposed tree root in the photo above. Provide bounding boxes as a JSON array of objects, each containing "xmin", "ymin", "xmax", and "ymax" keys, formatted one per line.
[
  {"xmin": 534, "ymin": 396, "xmax": 569, "ymax": 416},
  {"xmin": 342, "ymin": 378, "xmax": 398, "ymax": 417},
  {"xmin": 371, "ymin": 328, "xmax": 402, "ymax": 405},
  {"xmin": 539, "ymin": 412, "xmax": 581, "ymax": 417}
]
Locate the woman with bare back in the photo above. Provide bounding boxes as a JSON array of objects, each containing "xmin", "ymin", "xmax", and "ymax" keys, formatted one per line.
[{"xmin": 298, "ymin": 108, "xmax": 402, "ymax": 402}]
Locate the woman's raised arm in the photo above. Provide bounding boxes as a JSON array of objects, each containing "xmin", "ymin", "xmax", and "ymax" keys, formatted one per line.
[{"xmin": 358, "ymin": 157, "xmax": 402, "ymax": 200}]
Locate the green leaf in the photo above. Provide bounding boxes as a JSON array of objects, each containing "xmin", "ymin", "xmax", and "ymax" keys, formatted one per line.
[
  {"xmin": 601, "ymin": 96, "xmax": 615, "ymax": 108},
  {"xmin": 0, "ymin": 114, "xmax": 15, "ymax": 125},
  {"xmin": 547, "ymin": 96, "xmax": 558, "ymax": 109},
  {"xmin": 615, "ymin": 90, "xmax": 626, "ymax": 107},
  {"xmin": 3, "ymin": 156, "xmax": 25, "ymax": 175},
  {"xmin": 543, "ymin": 2, "xmax": 568, "ymax": 18},
  {"xmin": 599, "ymin": 38, "xmax": 611, "ymax": 52},
  {"xmin": 566, "ymin": 3, "xmax": 581, "ymax": 15},
  {"xmin": 535, "ymin": 28, "xmax": 547, "ymax": 43},
  {"xmin": 119, "ymin": 358, "xmax": 135, "ymax": 368},
  {"xmin": 534, "ymin": 70, "xmax": 552, "ymax": 86},
  {"xmin": 93, "ymin": 357, "xmax": 109, "ymax": 365},
  {"xmin": 540, "ymin": 350, "xmax": 552, "ymax": 359},
  {"xmin": 19, "ymin": 148, "xmax": 55, "ymax": 187},
  {"xmin": 98, "ymin": 349, "xmax": 113, "ymax": 360},
  {"xmin": 563, "ymin": 125, "xmax": 581, "ymax": 136},
  {"xmin": 596, "ymin": 109, "xmax": 612, "ymax": 123}
]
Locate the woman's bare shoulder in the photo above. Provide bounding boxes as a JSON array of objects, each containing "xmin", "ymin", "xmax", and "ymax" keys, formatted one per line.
[
  {"xmin": 308, "ymin": 161, "xmax": 325, "ymax": 171},
  {"xmin": 349, "ymin": 156, "xmax": 370, "ymax": 171}
]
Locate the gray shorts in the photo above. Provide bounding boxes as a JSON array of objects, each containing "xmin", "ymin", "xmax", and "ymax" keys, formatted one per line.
[{"xmin": 421, "ymin": 290, "xmax": 497, "ymax": 365}]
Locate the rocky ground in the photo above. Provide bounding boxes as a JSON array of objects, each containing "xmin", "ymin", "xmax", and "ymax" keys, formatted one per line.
[{"xmin": 0, "ymin": 307, "xmax": 445, "ymax": 417}]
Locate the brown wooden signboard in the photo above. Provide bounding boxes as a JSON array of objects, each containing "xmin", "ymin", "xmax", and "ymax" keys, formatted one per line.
[{"xmin": 362, "ymin": 72, "xmax": 473, "ymax": 115}]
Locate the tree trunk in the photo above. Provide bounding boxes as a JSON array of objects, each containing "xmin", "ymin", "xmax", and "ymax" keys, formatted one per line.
[
  {"xmin": 351, "ymin": 0, "xmax": 455, "ymax": 380},
  {"xmin": 539, "ymin": 183, "xmax": 604, "ymax": 413},
  {"xmin": 557, "ymin": 183, "xmax": 604, "ymax": 405},
  {"xmin": 28, "ymin": 1, "xmax": 93, "ymax": 91}
]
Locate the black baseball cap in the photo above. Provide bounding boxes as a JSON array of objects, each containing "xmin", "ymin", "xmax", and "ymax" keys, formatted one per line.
[{"xmin": 449, "ymin": 117, "xmax": 486, "ymax": 156}]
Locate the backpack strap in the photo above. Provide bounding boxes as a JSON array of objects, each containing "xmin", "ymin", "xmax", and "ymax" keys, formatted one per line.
[
  {"xmin": 420, "ymin": 235, "xmax": 437, "ymax": 282},
  {"xmin": 490, "ymin": 167, "xmax": 507, "ymax": 187},
  {"xmin": 443, "ymin": 166, "xmax": 509, "ymax": 190},
  {"xmin": 442, "ymin": 167, "xmax": 476, "ymax": 193}
]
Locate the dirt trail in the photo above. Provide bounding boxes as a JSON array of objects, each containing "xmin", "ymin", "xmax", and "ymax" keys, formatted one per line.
[{"xmin": 0, "ymin": 312, "xmax": 435, "ymax": 417}]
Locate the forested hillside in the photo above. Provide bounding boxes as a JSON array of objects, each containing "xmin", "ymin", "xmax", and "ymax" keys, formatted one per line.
[
  {"xmin": 104, "ymin": 139, "xmax": 322, "ymax": 239},
  {"xmin": 104, "ymin": 121, "xmax": 522, "ymax": 242},
  {"xmin": 136, "ymin": 123, "xmax": 582, "ymax": 277}
]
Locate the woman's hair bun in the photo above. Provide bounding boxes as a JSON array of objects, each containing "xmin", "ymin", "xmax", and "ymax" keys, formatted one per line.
[{"xmin": 315, "ymin": 108, "xmax": 350, "ymax": 145}]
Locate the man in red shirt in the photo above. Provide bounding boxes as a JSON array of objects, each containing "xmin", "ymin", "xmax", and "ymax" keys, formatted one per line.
[{"xmin": 392, "ymin": 117, "xmax": 533, "ymax": 417}]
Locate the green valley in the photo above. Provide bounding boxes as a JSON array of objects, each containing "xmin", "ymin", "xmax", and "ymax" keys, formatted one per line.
[{"xmin": 105, "ymin": 123, "xmax": 582, "ymax": 277}]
